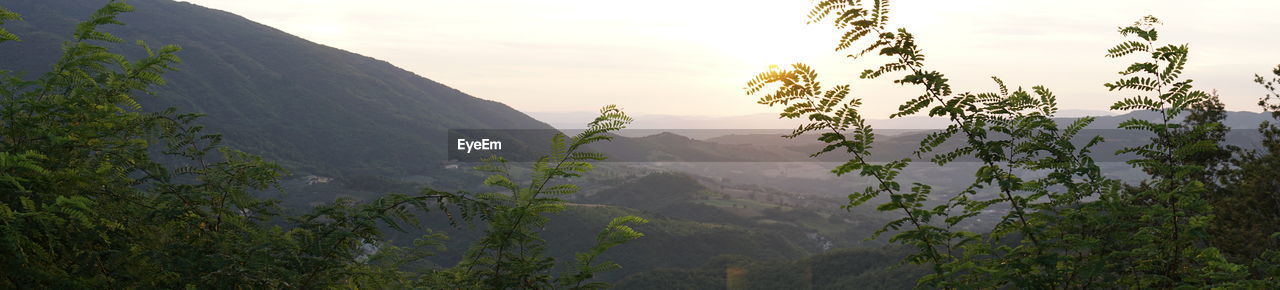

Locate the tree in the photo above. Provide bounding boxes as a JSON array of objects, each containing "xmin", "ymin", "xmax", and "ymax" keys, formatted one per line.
[
  {"xmin": 747, "ymin": 1, "xmax": 1276, "ymax": 288},
  {"xmin": 1210, "ymin": 65, "xmax": 1280, "ymax": 270},
  {"xmin": 422, "ymin": 105, "xmax": 647, "ymax": 289},
  {"xmin": 0, "ymin": 1, "xmax": 293, "ymax": 286},
  {"xmin": 0, "ymin": 1, "xmax": 643, "ymax": 288}
]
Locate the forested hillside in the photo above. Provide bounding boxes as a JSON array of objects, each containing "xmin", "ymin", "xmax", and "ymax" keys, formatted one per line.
[
  {"xmin": 0, "ymin": 1, "xmax": 650, "ymax": 287},
  {"xmin": 0, "ymin": 0, "xmax": 553, "ymax": 176}
]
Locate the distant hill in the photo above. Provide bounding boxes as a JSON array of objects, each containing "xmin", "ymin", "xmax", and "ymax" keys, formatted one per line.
[
  {"xmin": 580, "ymin": 172, "xmax": 712, "ymax": 210},
  {"xmin": 593, "ymin": 111, "xmax": 1275, "ymax": 162},
  {"xmin": 589, "ymin": 132, "xmax": 808, "ymax": 162},
  {"xmin": 388, "ymin": 171, "xmax": 891, "ymax": 282},
  {"xmin": 529, "ymin": 112, "xmax": 806, "ymax": 130},
  {"xmin": 529, "ymin": 109, "xmax": 1118, "ymax": 130},
  {"xmin": 534, "ymin": 109, "xmax": 1270, "ymax": 132},
  {"xmin": 1077, "ymin": 110, "xmax": 1272, "ymax": 130},
  {"xmin": 0, "ymin": 0, "xmax": 554, "ymax": 176}
]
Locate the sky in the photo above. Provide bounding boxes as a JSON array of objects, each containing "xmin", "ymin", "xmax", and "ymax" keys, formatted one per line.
[{"xmin": 180, "ymin": 0, "xmax": 1280, "ymax": 118}]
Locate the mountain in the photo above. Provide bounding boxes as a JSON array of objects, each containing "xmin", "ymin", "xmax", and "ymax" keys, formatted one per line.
[
  {"xmin": 530, "ymin": 112, "xmax": 808, "ymax": 129},
  {"xmin": 534, "ymin": 109, "xmax": 1272, "ymax": 132},
  {"xmin": 590, "ymin": 132, "xmax": 809, "ymax": 162},
  {"xmin": 531, "ymin": 111, "xmax": 953, "ymax": 130},
  {"xmin": 1078, "ymin": 110, "xmax": 1272, "ymax": 130},
  {"xmin": 588, "ymin": 111, "xmax": 1274, "ymax": 163},
  {"xmin": 529, "ymin": 109, "xmax": 1119, "ymax": 130},
  {"xmin": 0, "ymin": 0, "xmax": 554, "ymax": 176}
]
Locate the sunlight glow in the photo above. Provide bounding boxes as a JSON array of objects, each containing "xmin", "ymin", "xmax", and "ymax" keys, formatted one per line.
[{"xmin": 179, "ymin": 0, "xmax": 1280, "ymax": 117}]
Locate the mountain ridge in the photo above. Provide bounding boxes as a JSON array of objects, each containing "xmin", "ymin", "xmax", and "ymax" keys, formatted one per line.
[
  {"xmin": 0, "ymin": 0, "xmax": 554, "ymax": 176},
  {"xmin": 531, "ymin": 110, "xmax": 1270, "ymax": 131}
]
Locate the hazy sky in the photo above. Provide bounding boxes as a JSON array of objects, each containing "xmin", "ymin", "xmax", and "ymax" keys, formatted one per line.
[{"xmin": 181, "ymin": 0, "xmax": 1279, "ymax": 118}]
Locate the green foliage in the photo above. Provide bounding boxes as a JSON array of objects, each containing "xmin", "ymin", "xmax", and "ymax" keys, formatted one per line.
[
  {"xmin": 0, "ymin": 6, "xmax": 19, "ymax": 43},
  {"xmin": 0, "ymin": 2, "xmax": 643, "ymax": 288},
  {"xmin": 526, "ymin": 204, "xmax": 818, "ymax": 282},
  {"xmin": 1208, "ymin": 65, "xmax": 1280, "ymax": 272},
  {"xmin": 749, "ymin": 1, "xmax": 1278, "ymax": 288},
  {"xmin": 423, "ymin": 105, "xmax": 648, "ymax": 289},
  {"xmin": 614, "ymin": 248, "xmax": 925, "ymax": 290},
  {"xmin": 1259, "ymin": 65, "xmax": 1280, "ymax": 116},
  {"xmin": 0, "ymin": 1, "xmax": 418, "ymax": 287},
  {"xmin": 1100, "ymin": 16, "xmax": 1259, "ymax": 287}
]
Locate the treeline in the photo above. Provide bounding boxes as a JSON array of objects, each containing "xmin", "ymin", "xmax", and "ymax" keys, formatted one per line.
[
  {"xmin": 614, "ymin": 248, "xmax": 926, "ymax": 289},
  {"xmin": 747, "ymin": 1, "xmax": 1279, "ymax": 288}
]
